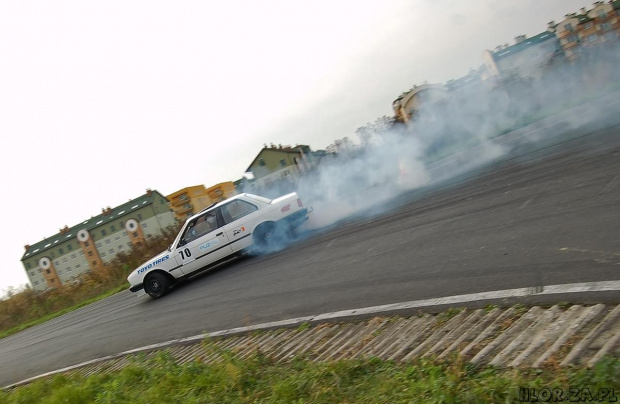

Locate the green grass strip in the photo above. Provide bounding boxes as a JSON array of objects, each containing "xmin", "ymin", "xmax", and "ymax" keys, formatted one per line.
[{"xmin": 2, "ymin": 351, "xmax": 618, "ymax": 403}]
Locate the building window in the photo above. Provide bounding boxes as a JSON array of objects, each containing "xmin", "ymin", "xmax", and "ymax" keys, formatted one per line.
[
  {"xmin": 38, "ymin": 268, "xmax": 42, "ymax": 273},
  {"xmin": 105, "ymin": 239, "xmax": 111, "ymax": 245},
  {"xmin": 589, "ymin": 34, "xmax": 597, "ymax": 42},
  {"xmin": 127, "ymin": 242, "xmax": 132, "ymax": 247},
  {"xmin": 71, "ymin": 254, "xmax": 76, "ymax": 259},
  {"xmin": 133, "ymin": 232, "xmax": 138, "ymax": 238},
  {"xmin": 92, "ymin": 261, "xmax": 97, "ymax": 266},
  {"xmin": 75, "ymin": 264, "xmax": 81, "ymax": 269},
  {"xmin": 88, "ymin": 251, "xmax": 93, "ymax": 257},
  {"xmin": 101, "ymin": 229, "xmax": 107, "ymax": 236},
  {"xmin": 109, "ymin": 249, "xmax": 114, "ymax": 254},
  {"xmin": 118, "ymin": 245, "xmax": 124, "ymax": 251},
  {"xmin": 46, "ymin": 269, "xmax": 51, "ymax": 274},
  {"xmin": 96, "ymin": 242, "xmax": 102, "ymax": 248},
  {"xmin": 67, "ymin": 244, "xmax": 72, "ymax": 251},
  {"xmin": 58, "ymin": 271, "xmax": 63, "ymax": 275},
  {"xmin": 280, "ymin": 159, "xmax": 286, "ymax": 167},
  {"xmin": 584, "ymin": 22, "xmax": 593, "ymax": 29},
  {"xmin": 137, "ymin": 213, "xmax": 143, "ymax": 221},
  {"xmin": 110, "ymin": 225, "xmax": 116, "ymax": 232},
  {"xmin": 564, "ymin": 23, "xmax": 573, "ymax": 32},
  {"xmin": 50, "ymin": 279, "xmax": 55, "ymax": 284},
  {"xmin": 59, "ymin": 248, "xmax": 64, "ymax": 254},
  {"xmin": 54, "ymin": 260, "xmax": 60, "ymax": 266},
  {"xmin": 123, "ymin": 231, "xmax": 128, "ymax": 238},
  {"xmin": 30, "ymin": 271, "xmax": 34, "ymax": 276},
  {"xmin": 598, "ymin": 10, "xmax": 606, "ymax": 19},
  {"xmin": 84, "ymin": 241, "xmax": 90, "ymax": 247},
  {"xmin": 258, "ymin": 158, "xmax": 265, "ymax": 166},
  {"xmin": 62, "ymin": 257, "xmax": 68, "ymax": 263},
  {"xmin": 35, "ymin": 281, "xmax": 39, "ymax": 285},
  {"xmin": 26, "ymin": 262, "xmax": 31, "ymax": 269},
  {"xmin": 114, "ymin": 235, "xmax": 120, "ymax": 241},
  {"xmin": 79, "ymin": 251, "xmax": 84, "ymax": 256},
  {"xmin": 101, "ymin": 252, "xmax": 106, "ymax": 257},
  {"xmin": 141, "ymin": 223, "xmax": 148, "ymax": 229}
]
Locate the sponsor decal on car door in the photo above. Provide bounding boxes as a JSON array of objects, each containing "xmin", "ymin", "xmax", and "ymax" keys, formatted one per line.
[{"xmin": 220, "ymin": 199, "xmax": 262, "ymax": 252}]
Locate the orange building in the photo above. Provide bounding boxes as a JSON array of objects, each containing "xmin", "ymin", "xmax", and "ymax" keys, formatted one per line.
[{"xmin": 166, "ymin": 183, "xmax": 237, "ymax": 222}]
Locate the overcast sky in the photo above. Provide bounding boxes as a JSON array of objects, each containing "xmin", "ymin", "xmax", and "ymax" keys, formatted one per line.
[{"xmin": 0, "ymin": 0, "xmax": 588, "ymax": 294}]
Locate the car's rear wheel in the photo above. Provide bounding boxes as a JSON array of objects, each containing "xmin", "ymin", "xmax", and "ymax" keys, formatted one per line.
[
  {"xmin": 253, "ymin": 222, "xmax": 278, "ymax": 251},
  {"xmin": 144, "ymin": 272, "xmax": 170, "ymax": 299}
]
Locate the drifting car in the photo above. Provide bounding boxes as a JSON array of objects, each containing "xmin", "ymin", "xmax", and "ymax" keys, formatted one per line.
[{"xmin": 127, "ymin": 192, "xmax": 309, "ymax": 298}]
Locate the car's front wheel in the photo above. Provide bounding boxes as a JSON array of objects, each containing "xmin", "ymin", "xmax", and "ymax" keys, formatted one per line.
[{"xmin": 144, "ymin": 272, "xmax": 170, "ymax": 299}]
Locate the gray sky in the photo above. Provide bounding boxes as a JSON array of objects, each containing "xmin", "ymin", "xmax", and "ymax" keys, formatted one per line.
[{"xmin": 0, "ymin": 0, "xmax": 588, "ymax": 294}]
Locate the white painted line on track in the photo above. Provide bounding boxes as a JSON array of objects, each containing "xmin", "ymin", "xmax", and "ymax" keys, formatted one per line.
[
  {"xmin": 6, "ymin": 279, "xmax": 620, "ymax": 390},
  {"xmin": 310, "ymin": 280, "xmax": 620, "ymax": 321}
]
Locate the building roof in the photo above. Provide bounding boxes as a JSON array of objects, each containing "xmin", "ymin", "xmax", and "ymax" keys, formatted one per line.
[
  {"xmin": 492, "ymin": 31, "xmax": 557, "ymax": 60},
  {"xmin": 245, "ymin": 145, "xmax": 311, "ymax": 173},
  {"xmin": 166, "ymin": 185, "xmax": 205, "ymax": 199},
  {"xmin": 21, "ymin": 190, "xmax": 167, "ymax": 261},
  {"xmin": 445, "ymin": 70, "xmax": 481, "ymax": 91}
]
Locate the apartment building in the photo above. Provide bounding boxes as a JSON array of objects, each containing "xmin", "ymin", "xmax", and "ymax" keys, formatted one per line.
[
  {"xmin": 21, "ymin": 190, "xmax": 176, "ymax": 291},
  {"xmin": 166, "ymin": 183, "xmax": 237, "ymax": 222},
  {"xmin": 482, "ymin": 31, "xmax": 559, "ymax": 82},
  {"xmin": 554, "ymin": 1, "xmax": 620, "ymax": 59},
  {"xmin": 392, "ymin": 84, "xmax": 447, "ymax": 124}
]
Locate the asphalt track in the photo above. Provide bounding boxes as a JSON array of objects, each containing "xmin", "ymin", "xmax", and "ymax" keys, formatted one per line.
[{"xmin": 1, "ymin": 116, "xmax": 620, "ymax": 386}]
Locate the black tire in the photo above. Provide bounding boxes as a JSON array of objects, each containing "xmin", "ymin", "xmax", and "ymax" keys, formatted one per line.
[{"xmin": 144, "ymin": 272, "xmax": 170, "ymax": 299}]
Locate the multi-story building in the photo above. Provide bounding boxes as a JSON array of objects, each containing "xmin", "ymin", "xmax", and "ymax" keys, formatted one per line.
[
  {"xmin": 482, "ymin": 31, "xmax": 559, "ymax": 82},
  {"xmin": 166, "ymin": 183, "xmax": 237, "ymax": 222},
  {"xmin": 392, "ymin": 84, "xmax": 447, "ymax": 124},
  {"xmin": 21, "ymin": 190, "xmax": 176, "ymax": 291},
  {"xmin": 205, "ymin": 182, "xmax": 237, "ymax": 204},
  {"xmin": 445, "ymin": 68, "xmax": 483, "ymax": 93},
  {"xmin": 553, "ymin": 1, "xmax": 620, "ymax": 59},
  {"xmin": 244, "ymin": 145, "xmax": 313, "ymax": 196},
  {"xmin": 166, "ymin": 185, "xmax": 212, "ymax": 222}
]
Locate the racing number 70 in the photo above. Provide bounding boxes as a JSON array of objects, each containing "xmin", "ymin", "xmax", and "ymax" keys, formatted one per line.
[{"xmin": 179, "ymin": 248, "xmax": 192, "ymax": 260}]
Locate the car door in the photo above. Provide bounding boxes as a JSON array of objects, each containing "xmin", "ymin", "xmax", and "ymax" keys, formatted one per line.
[
  {"xmin": 173, "ymin": 208, "xmax": 232, "ymax": 275},
  {"xmin": 220, "ymin": 198, "xmax": 264, "ymax": 252}
]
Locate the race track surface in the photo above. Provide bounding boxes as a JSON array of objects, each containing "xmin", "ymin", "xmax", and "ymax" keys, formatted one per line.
[{"xmin": 1, "ymin": 120, "xmax": 619, "ymax": 386}]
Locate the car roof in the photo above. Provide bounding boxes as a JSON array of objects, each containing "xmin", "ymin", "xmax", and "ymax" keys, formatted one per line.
[{"xmin": 186, "ymin": 193, "xmax": 260, "ymax": 223}]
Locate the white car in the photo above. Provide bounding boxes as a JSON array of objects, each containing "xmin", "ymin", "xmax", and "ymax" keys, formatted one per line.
[{"xmin": 128, "ymin": 192, "xmax": 309, "ymax": 298}]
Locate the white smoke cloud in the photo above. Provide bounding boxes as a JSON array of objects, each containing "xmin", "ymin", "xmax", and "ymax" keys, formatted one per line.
[{"xmin": 267, "ymin": 41, "xmax": 620, "ymax": 233}]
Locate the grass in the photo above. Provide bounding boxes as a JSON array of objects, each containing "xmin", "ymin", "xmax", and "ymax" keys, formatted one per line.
[
  {"xmin": 0, "ymin": 226, "xmax": 181, "ymax": 340},
  {"xmin": 0, "ymin": 284, "xmax": 126, "ymax": 339},
  {"xmin": 2, "ymin": 351, "xmax": 618, "ymax": 403}
]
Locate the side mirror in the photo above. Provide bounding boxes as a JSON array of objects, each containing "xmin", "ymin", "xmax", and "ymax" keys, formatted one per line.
[{"xmin": 167, "ymin": 244, "xmax": 173, "ymax": 252}]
